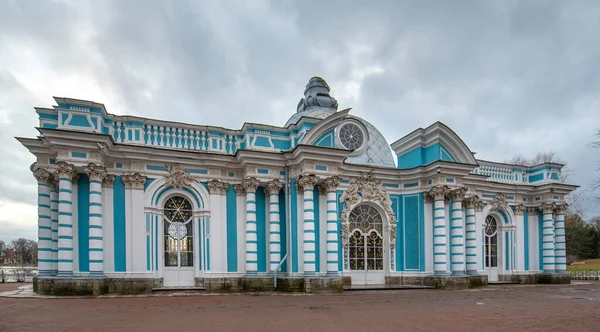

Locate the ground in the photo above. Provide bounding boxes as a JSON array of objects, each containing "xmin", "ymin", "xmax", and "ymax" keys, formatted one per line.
[
  {"xmin": 568, "ymin": 258, "xmax": 600, "ymax": 271},
  {"xmin": 1, "ymin": 282, "xmax": 600, "ymax": 332}
]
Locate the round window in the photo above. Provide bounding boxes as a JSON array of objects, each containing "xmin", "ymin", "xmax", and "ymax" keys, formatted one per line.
[{"xmin": 338, "ymin": 122, "xmax": 366, "ymax": 151}]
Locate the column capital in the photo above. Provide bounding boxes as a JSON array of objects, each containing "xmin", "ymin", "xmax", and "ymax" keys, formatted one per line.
[
  {"xmin": 31, "ymin": 162, "xmax": 53, "ymax": 185},
  {"xmin": 207, "ymin": 179, "xmax": 229, "ymax": 195},
  {"xmin": 84, "ymin": 163, "xmax": 106, "ymax": 182},
  {"xmin": 102, "ymin": 174, "xmax": 116, "ymax": 188},
  {"xmin": 266, "ymin": 179, "xmax": 283, "ymax": 195},
  {"xmin": 514, "ymin": 204, "xmax": 525, "ymax": 215},
  {"xmin": 540, "ymin": 202, "xmax": 555, "ymax": 214},
  {"xmin": 54, "ymin": 161, "xmax": 77, "ymax": 180},
  {"xmin": 463, "ymin": 195, "xmax": 479, "ymax": 209},
  {"xmin": 526, "ymin": 206, "xmax": 538, "ymax": 214},
  {"xmin": 448, "ymin": 188, "xmax": 466, "ymax": 201},
  {"xmin": 426, "ymin": 185, "xmax": 449, "ymax": 201},
  {"xmin": 322, "ymin": 176, "xmax": 340, "ymax": 192},
  {"xmin": 554, "ymin": 203, "xmax": 568, "ymax": 214},
  {"xmin": 297, "ymin": 174, "xmax": 318, "ymax": 192},
  {"xmin": 233, "ymin": 184, "xmax": 246, "ymax": 196},
  {"xmin": 242, "ymin": 176, "xmax": 259, "ymax": 193},
  {"xmin": 122, "ymin": 173, "xmax": 147, "ymax": 190}
]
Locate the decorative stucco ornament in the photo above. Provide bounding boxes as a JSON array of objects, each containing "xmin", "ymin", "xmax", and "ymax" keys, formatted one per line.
[
  {"xmin": 164, "ymin": 165, "xmax": 194, "ymax": 187},
  {"xmin": 339, "ymin": 171, "xmax": 397, "ymax": 248},
  {"xmin": 489, "ymin": 193, "xmax": 508, "ymax": 211}
]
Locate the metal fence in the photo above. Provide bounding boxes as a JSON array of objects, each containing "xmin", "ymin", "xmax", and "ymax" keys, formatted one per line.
[
  {"xmin": 0, "ymin": 267, "xmax": 37, "ymax": 283},
  {"xmin": 569, "ymin": 271, "xmax": 600, "ymax": 281}
]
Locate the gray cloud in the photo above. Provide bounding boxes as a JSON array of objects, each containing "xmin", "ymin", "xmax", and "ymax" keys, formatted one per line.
[{"xmin": 1, "ymin": 0, "xmax": 599, "ymax": 242}]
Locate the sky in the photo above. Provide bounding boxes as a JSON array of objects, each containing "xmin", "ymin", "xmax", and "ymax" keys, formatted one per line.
[{"xmin": 1, "ymin": 0, "xmax": 600, "ymax": 243}]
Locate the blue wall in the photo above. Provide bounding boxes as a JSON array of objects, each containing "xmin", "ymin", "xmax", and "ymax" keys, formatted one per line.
[
  {"xmin": 77, "ymin": 174, "xmax": 90, "ymax": 272},
  {"xmin": 391, "ymin": 193, "xmax": 425, "ymax": 271},
  {"xmin": 291, "ymin": 179, "xmax": 298, "ymax": 272},
  {"xmin": 256, "ymin": 187, "xmax": 267, "ymax": 272},
  {"xmin": 397, "ymin": 143, "xmax": 456, "ymax": 169},
  {"xmin": 278, "ymin": 190, "xmax": 288, "ymax": 272},
  {"xmin": 226, "ymin": 185, "xmax": 238, "ymax": 272},
  {"xmin": 114, "ymin": 176, "xmax": 126, "ymax": 272}
]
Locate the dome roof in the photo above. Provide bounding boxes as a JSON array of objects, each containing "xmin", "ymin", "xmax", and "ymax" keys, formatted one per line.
[
  {"xmin": 285, "ymin": 77, "xmax": 338, "ymax": 127},
  {"xmin": 285, "ymin": 107, "xmax": 335, "ymax": 127}
]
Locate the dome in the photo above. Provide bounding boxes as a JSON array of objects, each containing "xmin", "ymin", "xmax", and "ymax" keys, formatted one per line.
[{"xmin": 285, "ymin": 77, "xmax": 338, "ymax": 127}]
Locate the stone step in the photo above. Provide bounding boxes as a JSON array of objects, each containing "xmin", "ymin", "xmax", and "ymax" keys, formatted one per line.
[
  {"xmin": 151, "ymin": 286, "xmax": 207, "ymax": 293},
  {"xmin": 344, "ymin": 285, "xmax": 435, "ymax": 291}
]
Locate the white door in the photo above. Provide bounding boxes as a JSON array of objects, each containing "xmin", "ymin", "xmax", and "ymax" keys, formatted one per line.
[
  {"xmin": 484, "ymin": 215, "xmax": 499, "ymax": 282},
  {"xmin": 348, "ymin": 230, "xmax": 385, "ymax": 285},
  {"xmin": 163, "ymin": 196, "xmax": 196, "ymax": 287}
]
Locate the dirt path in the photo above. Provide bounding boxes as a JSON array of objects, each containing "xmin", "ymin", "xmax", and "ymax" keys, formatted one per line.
[{"xmin": 1, "ymin": 282, "xmax": 599, "ymax": 332}]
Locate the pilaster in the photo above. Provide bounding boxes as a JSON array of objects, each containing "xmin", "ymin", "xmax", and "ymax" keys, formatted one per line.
[
  {"xmin": 463, "ymin": 196, "xmax": 479, "ymax": 275},
  {"xmin": 242, "ymin": 176, "xmax": 259, "ymax": 274},
  {"xmin": 426, "ymin": 186, "xmax": 450, "ymax": 276},
  {"xmin": 266, "ymin": 179, "xmax": 284, "ymax": 272},
  {"xmin": 540, "ymin": 202, "xmax": 556, "ymax": 274},
  {"xmin": 84, "ymin": 163, "xmax": 106, "ymax": 276},
  {"xmin": 54, "ymin": 161, "xmax": 77, "ymax": 277},
  {"xmin": 322, "ymin": 176, "xmax": 340, "ymax": 276},
  {"xmin": 449, "ymin": 188, "xmax": 466, "ymax": 276},
  {"xmin": 554, "ymin": 204, "xmax": 568, "ymax": 274},
  {"xmin": 207, "ymin": 179, "xmax": 229, "ymax": 273},
  {"xmin": 298, "ymin": 174, "xmax": 318, "ymax": 276},
  {"xmin": 31, "ymin": 163, "xmax": 53, "ymax": 277}
]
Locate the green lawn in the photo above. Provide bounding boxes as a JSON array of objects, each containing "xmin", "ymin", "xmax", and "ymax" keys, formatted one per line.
[{"xmin": 567, "ymin": 258, "xmax": 600, "ymax": 271}]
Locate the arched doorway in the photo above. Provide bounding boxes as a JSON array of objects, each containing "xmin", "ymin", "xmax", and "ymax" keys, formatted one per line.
[
  {"xmin": 163, "ymin": 196, "xmax": 195, "ymax": 287},
  {"xmin": 484, "ymin": 215, "xmax": 499, "ymax": 282},
  {"xmin": 347, "ymin": 204, "xmax": 385, "ymax": 285}
]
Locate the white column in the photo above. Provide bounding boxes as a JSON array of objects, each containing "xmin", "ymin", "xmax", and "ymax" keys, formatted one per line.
[
  {"xmin": 266, "ymin": 180, "xmax": 284, "ymax": 272},
  {"xmin": 32, "ymin": 164, "xmax": 53, "ymax": 277},
  {"xmin": 122, "ymin": 173, "xmax": 147, "ymax": 273},
  {"xmin": 428, "ymin": 186, "xmax": 449, "ymax": 275},
  {"xmin": 234, "ymin": 184, "xmax": 247, "ymax": 273},
  {"xmin": 208, "ymin": 179, "xmax": 229, "ymax": 273},
  {"xmin": 50, "ymin": 184, "xmax": 59, "ymax": 275},
  {"xmin": 323, "ymin": 176, "xmax": 340, "ymax": 276},
  {"xmin": 449, "ymin": 189, "xmax": 466, "ymax": 276},
  {"xmin": 554, "ymin": 204, "xmax": 567, "ymax": 274},
  {"xmin": 299, "ymin": 174, "xmax": 318, "ymax": 276},
  {"xmin": 55, "ymin": 162, "xmax": 76, "ymax": 277},
  {"xmin": 464, "ymin": 196, "xmax": 479, "ymax": 275},
  {"xmin": 102, "ymin": 175, "xmax": 115, "ymax": 273},
  {"xmin": 85, "ymin": 164, "xmax": 106, "ymax": 276},
  {"xmin": 541, "ymin": 202, "xmax": 555, "ymax": 274},
  {"xmin": 514, "ymin": 205, "xmax": 526, "ymax": 272},
  {"xmin": 242, "ymin": 177, "xmax": 259, "ymax": 274}
]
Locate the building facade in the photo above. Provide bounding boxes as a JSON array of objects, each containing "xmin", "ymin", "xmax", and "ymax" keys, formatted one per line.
[{"xmin": 19, "ymin": 77, "xmax": 576, "ymax": 294}]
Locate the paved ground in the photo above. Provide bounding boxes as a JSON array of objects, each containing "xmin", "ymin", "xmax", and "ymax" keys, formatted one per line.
[{"xmin": 1, "ymin": 282, "xmax": 600, "ymax": 332}]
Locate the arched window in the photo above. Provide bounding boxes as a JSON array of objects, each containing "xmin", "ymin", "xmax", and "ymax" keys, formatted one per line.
[
  {"xmin": 348, "ymin": 205, "xmax": 383, "ymax": 271},
  {"xmin": 163, "ymin": 196, "xmax": 194, "ymax": 267},
  {"xmin": 484, "ymin": 215, "xmax": 498, "ymax": 268}
]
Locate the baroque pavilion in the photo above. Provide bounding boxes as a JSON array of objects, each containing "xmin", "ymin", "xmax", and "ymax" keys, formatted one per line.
[{"xmin": 18, "ymin": 77, "xmax": 576, "ymax": 295}]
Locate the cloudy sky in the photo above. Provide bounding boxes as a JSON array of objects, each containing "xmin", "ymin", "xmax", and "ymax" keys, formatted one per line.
[{"xmin": 1, "ymin": 0, "xmax": 599, "ymax": 243}]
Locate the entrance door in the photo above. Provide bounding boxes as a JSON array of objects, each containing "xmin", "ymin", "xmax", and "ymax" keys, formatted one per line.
[
  {"xmin": 347, "ymin": 205, "xmax": 385, "ymax": 285},
  {"xmin": 484, "ymin": 215, "xmax": 499, "ymax": 282},
  {"xmin": 163, "ymin": 196, "xmax": 195, "ymax": 287}
]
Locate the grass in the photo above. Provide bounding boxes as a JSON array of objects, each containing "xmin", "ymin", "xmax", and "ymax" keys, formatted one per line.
[{"xmin": 567, "ymin": 258, "xmax": 600, "ymax": 271}]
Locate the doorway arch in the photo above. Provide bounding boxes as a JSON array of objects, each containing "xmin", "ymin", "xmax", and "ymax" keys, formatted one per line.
[{"xmin": 346, "ymin": 204, "xmax": 385, "ymax": 285}]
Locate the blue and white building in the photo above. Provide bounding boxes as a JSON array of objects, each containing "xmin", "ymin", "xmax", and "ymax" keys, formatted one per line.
[{"xmin": 19, "ymin": 77, "xmax": 576, "ymax": 294}]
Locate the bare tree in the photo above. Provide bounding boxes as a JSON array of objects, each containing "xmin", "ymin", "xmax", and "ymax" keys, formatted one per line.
[
  {"xmin": 0, "ymin": 240, "xmax": 5, "ymax": 264},
  {"xmin": 506, "ymin": 151, "xmax": 579, "ymax": 206},
  {"xmin": 10, "ymin": 238, "xmax": 37, "ymax": 266},
  {"xmin": 506, "ymin": 151, "xmax": 573, "ymax": 183}
]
